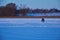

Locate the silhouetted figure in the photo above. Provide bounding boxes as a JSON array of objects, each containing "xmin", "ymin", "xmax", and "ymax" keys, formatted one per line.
[{"xmin": 41, "ymin": 18, "xmax": 45, "ymax": 22}]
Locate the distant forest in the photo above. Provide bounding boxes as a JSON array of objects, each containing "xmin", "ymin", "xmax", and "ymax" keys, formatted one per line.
[{"xmin": 0, "ymin": 3, "xmax": 60, "ymax": 16}]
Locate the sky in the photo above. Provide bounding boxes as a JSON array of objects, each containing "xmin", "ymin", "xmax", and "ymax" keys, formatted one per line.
[{"xmin": 0, "ymin": 0, "xmax": 60, "ymax": 9}]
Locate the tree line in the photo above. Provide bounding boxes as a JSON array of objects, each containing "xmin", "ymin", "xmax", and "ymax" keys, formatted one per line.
[{"xmin": 0, "ymin": 3, "xmax": 60, "ymax": 16}]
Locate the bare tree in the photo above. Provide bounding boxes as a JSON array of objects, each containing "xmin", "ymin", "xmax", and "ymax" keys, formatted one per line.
[
  {"xmin": 5, "ymin": 3, "xmax": 17, "ymax": 16},
  {"xmin": 19, "ymin": 4, "xmax": 30, "ymax": 16}
]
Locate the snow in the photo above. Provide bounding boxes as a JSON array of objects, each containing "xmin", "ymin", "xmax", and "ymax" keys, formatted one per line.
[{"xmin": 0, "ymin": 18, "xmax": 60, "ymax": 40}]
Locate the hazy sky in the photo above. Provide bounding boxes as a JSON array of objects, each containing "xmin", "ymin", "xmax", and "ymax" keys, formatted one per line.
[{"xmin": 0, "ymin": 0, "xmax": 60, "ymax": 9}]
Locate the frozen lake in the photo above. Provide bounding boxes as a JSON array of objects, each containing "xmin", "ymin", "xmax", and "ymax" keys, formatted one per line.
[
  {"xmin": 0, "ymin": 18, "xmax": 60, "ymax": 40},
  {"xmin": 0, "ymin": 18, "xmax": 60, "ymax": 27}
]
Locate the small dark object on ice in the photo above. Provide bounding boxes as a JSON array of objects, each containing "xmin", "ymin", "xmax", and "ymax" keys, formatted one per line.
[{"xmin": 41, "ymin": 18, "xmax": 45, "ymax": 22}]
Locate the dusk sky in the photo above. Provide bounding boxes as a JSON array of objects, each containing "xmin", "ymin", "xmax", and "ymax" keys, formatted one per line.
[{"xmin": 0, "ymin": 0, "xmax": 60, "ymax": 9}]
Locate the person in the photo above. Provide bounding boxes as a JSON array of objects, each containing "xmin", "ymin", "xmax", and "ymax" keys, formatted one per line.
[{"xmin": 41, "ymin": 18, "xmax": 45, "ymax": 22}]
